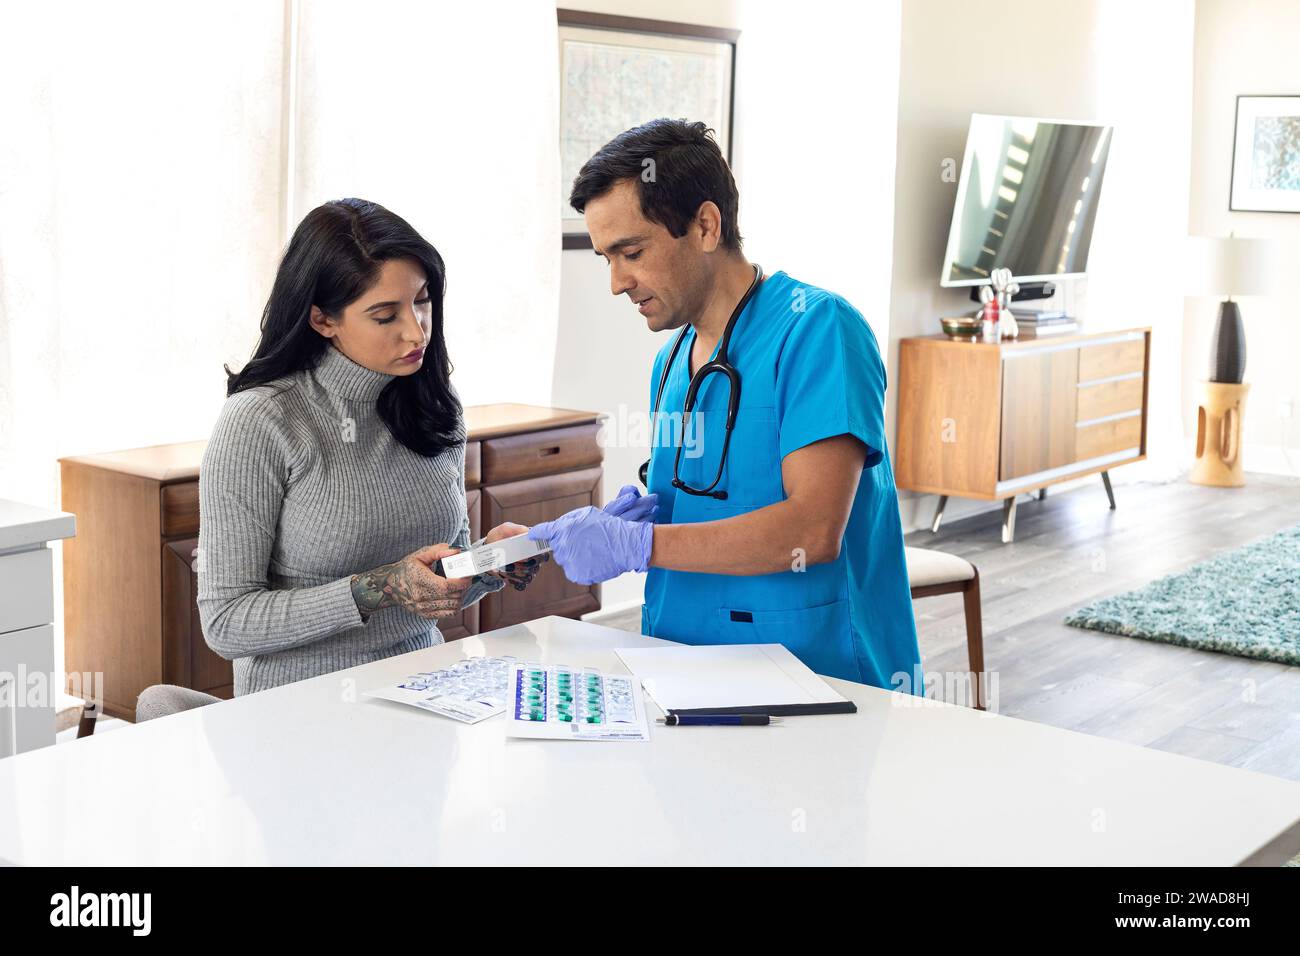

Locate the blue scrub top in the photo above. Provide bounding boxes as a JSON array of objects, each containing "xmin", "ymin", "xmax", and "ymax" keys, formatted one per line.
[{"xmin": 641, "ymin": 270, "xmax": 923, "ymax": 694}]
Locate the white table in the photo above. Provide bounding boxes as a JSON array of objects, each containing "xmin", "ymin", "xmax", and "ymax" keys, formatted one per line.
[
  {"xmin": 0, "ymin": 616, "xmax": 1297, "ymax": 865},
  {"xmin": 0, "ymin": 499, "xmax": 76, "ymax": 759}
]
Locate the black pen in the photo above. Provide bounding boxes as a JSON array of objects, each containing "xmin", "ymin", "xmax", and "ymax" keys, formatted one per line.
[{"xmin": 657, "ymin": 714, "xmax": 782, "ymax": 726}]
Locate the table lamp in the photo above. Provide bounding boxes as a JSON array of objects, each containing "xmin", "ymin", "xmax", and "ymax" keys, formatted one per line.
[
  {"xmin": 1185, "ymin": 234, "xmax": 1277, "ymax": 383},
  {"xmin": 1184, "ymin": 235, "xmax": 1279, "ymax": 486}
]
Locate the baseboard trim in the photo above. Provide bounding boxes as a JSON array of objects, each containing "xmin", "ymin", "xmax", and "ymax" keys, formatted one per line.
[
  {"xmin": 582, "ymin": 598, "xmax": 643, "ymax": 623},
  {"xmin": 1241, "ymin": 443, "xmax": 1300, "ymax": 478}
]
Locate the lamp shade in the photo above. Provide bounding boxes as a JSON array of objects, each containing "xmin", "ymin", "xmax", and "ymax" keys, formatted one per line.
[{"xmin": 1185, "ymin": 235, "xmax": 1279, "ymax": 297}]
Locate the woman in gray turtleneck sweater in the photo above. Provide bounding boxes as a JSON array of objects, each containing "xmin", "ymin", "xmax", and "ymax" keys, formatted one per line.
[{"xmin": 197, "ymin": 198, "xmax": 541, "ymax": 695}]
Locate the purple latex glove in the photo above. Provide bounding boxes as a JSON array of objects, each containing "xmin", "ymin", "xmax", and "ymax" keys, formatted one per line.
[
  {"xmin": 528, "ymin": 506, "xmax": 653, "ymax": 586},
  {"xmin": 602, "ymin": 484, "xmax": 659, "ymax": 523}
]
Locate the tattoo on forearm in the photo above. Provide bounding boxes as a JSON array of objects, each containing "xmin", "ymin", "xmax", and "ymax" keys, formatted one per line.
[
  {"xmin": 351, "ymin": 561, "xmax": 420, "ymax": 613},
  {"xmin": 351, "ymin": 557, "xmax": 468, "ymax": 620}
]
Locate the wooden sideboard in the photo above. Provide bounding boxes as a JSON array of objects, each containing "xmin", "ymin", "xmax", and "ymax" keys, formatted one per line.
[
  {"xmin": 895, "ymin": 328, "xmax": 1150, "ymax": 542},
  {"xmin": 60, "ymin": 403, "xmax": 604, "ymax": 721}
]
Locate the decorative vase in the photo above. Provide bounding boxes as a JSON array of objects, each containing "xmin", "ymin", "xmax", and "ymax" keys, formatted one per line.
[{"xmin": 1210, "ymin": 299, "xmax": 1246, "ymax": 384}]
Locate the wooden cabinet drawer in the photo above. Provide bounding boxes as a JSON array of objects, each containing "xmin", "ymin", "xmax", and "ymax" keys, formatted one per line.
[
  {"xmin": 160, "ymin": 481, "xmax": 200, "ymax": 536},
  {"xmin": 479, "ymin": 467, "xmax": 602, "ymax": 631},
  {"xmin": 1078, "ymin": 338, "xmax": 1145, "ymax": 382},
  {"xmin": 1076, "ymin": 414, "xmax": 1142, "ymax": 460},
  {"xmin": 1077, "ymin": 375, "xmax": 1144, "ymax": 422},
  {"xmin": 481, "ymin": 423, "xmax": 602, "ymax": 484},
  {"xmin": 162, "ymin": 538, "xmax": 233, "ymax": 699},
  {"xmin": 0, "ymin": 547, "xmax": 53, "ymax": 634},
  {"xmin": 999, "ymin": 349, "xmax": 1079, "ymax": 481}
]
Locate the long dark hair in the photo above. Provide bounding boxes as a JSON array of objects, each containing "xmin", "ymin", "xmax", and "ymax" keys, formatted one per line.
[{"xmin": 225, "ymin": 198, "xmax": 462, "ymax": 457}]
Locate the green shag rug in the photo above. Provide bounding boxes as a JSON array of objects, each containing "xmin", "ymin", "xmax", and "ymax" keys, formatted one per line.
[{"xmin": 1065, "ymin": 524, "xmax": 1300, "ymax": 666}]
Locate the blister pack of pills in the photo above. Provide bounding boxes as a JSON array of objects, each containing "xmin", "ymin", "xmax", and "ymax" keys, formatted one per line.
[
  {"xmin": 363, "ymin": 656, "xmax": 518, "ymax": 723},
  {"xmin": 506, "ymin": 662, "xmax": 648, "ymax": 741}
]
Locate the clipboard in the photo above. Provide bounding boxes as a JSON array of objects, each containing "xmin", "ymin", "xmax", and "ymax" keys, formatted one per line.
[{"xmin": 615, "ymin": 644, "xmax": 857, "ymax": 717}]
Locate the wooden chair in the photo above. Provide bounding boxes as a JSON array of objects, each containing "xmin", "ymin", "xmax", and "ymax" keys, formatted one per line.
[
  {"xmin": 69, "ymin": 685, "xmax": 220, "ymax": 738},
  {"xmin": 76, "ymin": 701, "xmax": 100, "ymax": 737},
  {"xmin": 905, "ymin": 547, "xmax": 986, "ymax": 710},
  {"xmin": 135, "ymin": 685, "xmax": 221, "ymax": 722}
]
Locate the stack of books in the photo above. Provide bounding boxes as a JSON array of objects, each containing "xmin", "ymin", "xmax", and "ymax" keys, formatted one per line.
[{"xmin": 1009, "ymin": 308, "xmax": 1078, "ymax": 336}]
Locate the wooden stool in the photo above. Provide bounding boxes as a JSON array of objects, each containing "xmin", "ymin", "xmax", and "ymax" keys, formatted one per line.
[
  {"xmin": 1191, "ymin": 381, "xmax": 1249, "ymax": 487},
  {"xmin": 905, "ymin": 547, "xmax": 986, "ymax": 710}
]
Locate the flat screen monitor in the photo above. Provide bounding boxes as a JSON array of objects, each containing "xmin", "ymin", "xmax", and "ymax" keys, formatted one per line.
[{"xmin": 940, "ymin": 114, "xmax": 1113, "ymax": 287}]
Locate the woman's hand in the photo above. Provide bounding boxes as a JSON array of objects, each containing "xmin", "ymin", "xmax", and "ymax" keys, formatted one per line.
[
  {"xmin": 482, "ymin": 522, "xmax": 548, "ymax": 591},
  {"xmin": 350, "ymin": 544, "xmax": 471, "ymax": 621}
]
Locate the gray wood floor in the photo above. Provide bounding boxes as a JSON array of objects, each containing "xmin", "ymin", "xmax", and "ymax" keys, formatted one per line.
[
  {"xmin": 905, "ymin": 473, "xmax": 1300, "ymax": 783},
  {"xmin": 597, "ymin": 473, "xmax": 1300, "ymax": 783}
]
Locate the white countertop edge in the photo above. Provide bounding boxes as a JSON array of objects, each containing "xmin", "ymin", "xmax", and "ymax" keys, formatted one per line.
[{"xmin": 0, "ymin": 499, "xmax": 76, "ymax": 552}]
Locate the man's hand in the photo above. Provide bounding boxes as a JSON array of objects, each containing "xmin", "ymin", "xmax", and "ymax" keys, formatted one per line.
[
  {"xmin": 602, "ymin": 484, "xmax": 659, "ymax": 523},
  {"xmin": 528, "ymin": 507, "xmax": 653, "ymax": 586},
  {"xmin": 351, "ymin": 544, "xmax": 472, "ymax": 620}
]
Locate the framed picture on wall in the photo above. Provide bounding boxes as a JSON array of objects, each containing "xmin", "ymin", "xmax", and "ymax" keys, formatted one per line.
[
  {"xmin": 1229, "ymin": 94, "xmax": 1300, "ymax": 213},
  {"xmin": 557, "ymin": 9, "xmax": 739, "ymax": 249}
]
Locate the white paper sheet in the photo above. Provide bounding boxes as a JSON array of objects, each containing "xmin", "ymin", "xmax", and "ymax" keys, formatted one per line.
[{"xmin": 614, "ymin": 643, "xmax": 848, "ymax": 712}]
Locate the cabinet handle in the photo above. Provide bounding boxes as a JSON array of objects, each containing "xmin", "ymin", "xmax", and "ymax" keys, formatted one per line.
[{"xmin": 538, "ymin": 446, "xmax": 561, "ymax": 458}]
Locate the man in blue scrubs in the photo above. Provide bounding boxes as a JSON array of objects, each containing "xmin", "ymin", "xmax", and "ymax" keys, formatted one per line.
[{"xmin": 529, "ymin": 119, "xmax": 921, "ymax": 693}]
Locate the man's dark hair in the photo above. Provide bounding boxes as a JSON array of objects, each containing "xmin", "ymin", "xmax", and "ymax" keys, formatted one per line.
[{"xmin": 569, "ymin": 118, "xmax": 742, "ymax": 250}]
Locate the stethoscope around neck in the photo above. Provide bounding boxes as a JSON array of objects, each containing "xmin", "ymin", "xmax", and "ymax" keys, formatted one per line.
[{"xmin": 638, "ymin": 263, "xmax": 764, "ymax": 500}]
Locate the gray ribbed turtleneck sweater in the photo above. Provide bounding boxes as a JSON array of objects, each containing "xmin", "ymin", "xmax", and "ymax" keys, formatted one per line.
[{"xmin": 197, "ymin": 343, "xmax": 502, "ymax": 695}]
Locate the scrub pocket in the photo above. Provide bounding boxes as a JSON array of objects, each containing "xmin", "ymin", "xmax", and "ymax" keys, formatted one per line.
[
  {"xmin": 683, "ymin": 403, "xmax": 782, "ymax": 509},
  {"xmin": 714, "ymin": 597, "xmax": 857, "ymax": 682}
]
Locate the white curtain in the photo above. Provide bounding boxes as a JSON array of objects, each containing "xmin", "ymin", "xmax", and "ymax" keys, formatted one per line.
[
  {"xmin": 0, "ymin": 0, "xmax": 287, "ymax": 506},
  {"xmin": 1, "ymin": 0, "xmax": 562, "ymax": 507},
  {"xmin": 0, "ymin": 0, "xmax": 562, "ymax": 680}
]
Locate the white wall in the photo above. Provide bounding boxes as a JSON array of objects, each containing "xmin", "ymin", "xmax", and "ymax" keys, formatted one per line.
[
  {"xmin": 292, "ymin": 1, "xmax": 561, "ymax": 407},
  {"xmin": 889, "ymin": 0, "xmax": 1196, "ymax": 532},
  {"xmin": 1087, "ymin": 0, "xmax": 1195, "ymax": 479},
  {"xmin": 733, "ymin": 1, "xmax": 899, "ymax": 341},
  {"xmin": 552, "ymin": 0, "xmax": 902, "ymax": 614},
  {"xmin": 1186, "ymin": 0, "xmax": 1300, "ymax": 477}
]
